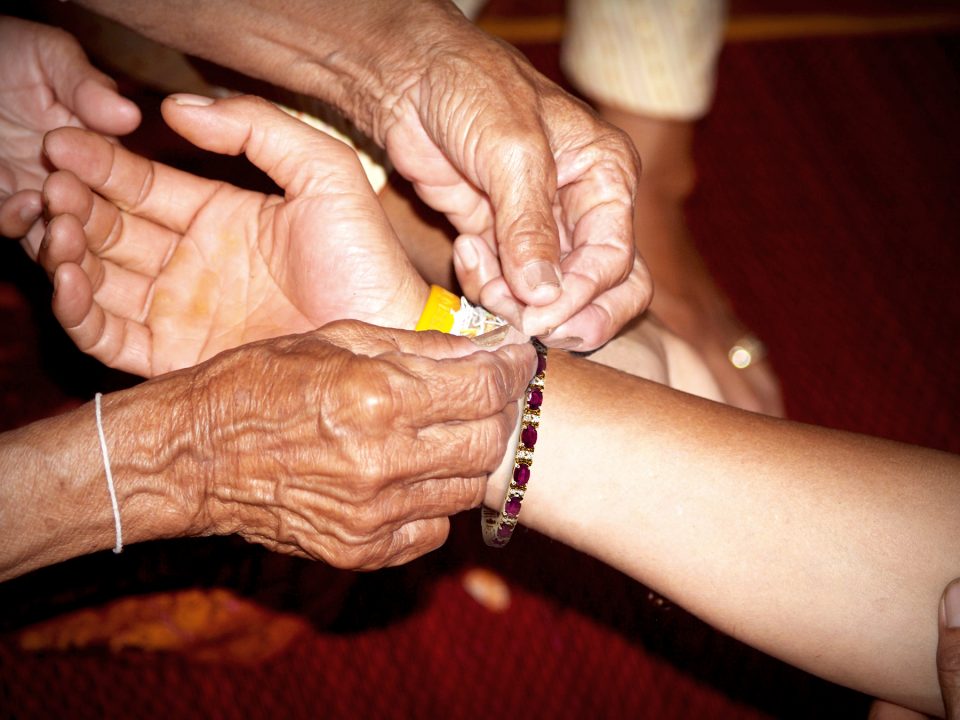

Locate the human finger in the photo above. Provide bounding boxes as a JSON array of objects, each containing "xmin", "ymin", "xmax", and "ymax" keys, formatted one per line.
[
  {"xmin": 939, "ymin": 578, "xmax": 960, "ymax": 719},
  {"xmin": 455, "ymin": 228, "xmax": 638, "ymax": 348},
  {"xmin": 39, "ymin": 25, "xmax": 141, "ymax": 136},
  {"xmin": 0, "ymin": 190, "xmax": 42, "ymax": 241},
  {"xmin": 50, "ymin": 260, "xmax": 93, "ymax": 329},
  {"xmin": 453, "ymin": 233, "xmax": 524, "ymax": 329},
  {"xmin": 455, "ymin": 232, "xmax": 646, "ymax": 350},
  {"xmin": 332, "ymin": 483, "xmax": 487, "ymax": 570},
  {"xmin": 509, "ymin": 188, "xmax": 644, "ymax": 340},
  {"xmin": 37, "ymin": 211, "xmax": 88, "ymax": 278},
  {"xmin": 378, "ymin": 516, "xmax": 455, "ymax": 569},
  {"xmin": 39, "ymin": 213, "xmax": 153, "ymax": 323},
  {"xmin": 534, "ymin": 255, "xmax": 651, "ymax": 350},
  {"xmin": 307, "ymin": 515, "xmax": 452, "ymax": 572},
  {"xmin": 70, "ymin": 78, "xmax": 142, "ymax": 136},
  {"xmin": 161, "ymin": 94, "xmax": 376, "ymax": 200},
  {"xmin": 43, "ymin": 169, "xmax": 177, "ymax": 276},
  {"xmin": 317, "ymin": 318, "xmax": 532, "ymax": 366},
  {"xmin": 52, "ymin": 262, "xmax": 152, "ymax": 376},
  {"xmin": 384, "ymin": 342, "xmax": 536, "ymax": 428},
  {"xmin": 472, "ymin": 117, "xmax": 563, "ymax": 309},
  {"xmin": 43, "ymin": 127, "xmax": 217, "ymax": 234},
  {"xmin": 402, "ymin": 402, "xmax": 520, "ymax": 482}
]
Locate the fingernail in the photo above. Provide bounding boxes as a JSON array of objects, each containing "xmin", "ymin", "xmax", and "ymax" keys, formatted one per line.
[
  {"xmin": 523, "ymin": 261, "xmax": 560, "ymax": 291},
  {"xmin": 945, "ymin": 579, "xmax": 960, "ymax": 629},
  {"xmin": 471, "ymin": 325, "xmax": 510, "ymax": 348},
  {"xmin": 548, "ymin": 336, "xmax": 583, "ymax": 351},
  {"xmin": 454, "ymin": 238, "xmax": 479, "ymax": 271},
  {"xmin": 170, "ymin": 93, "xmax": 215, "ymax": 107},
  {"xmin": 521, "ymin": 318, "xmax": 553, "ymax": 338}
]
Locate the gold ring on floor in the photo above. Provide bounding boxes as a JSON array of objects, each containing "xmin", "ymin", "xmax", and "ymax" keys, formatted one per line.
[{"xmin": 728, "ymin": 334, "xmax": 767, "ymax": 369}]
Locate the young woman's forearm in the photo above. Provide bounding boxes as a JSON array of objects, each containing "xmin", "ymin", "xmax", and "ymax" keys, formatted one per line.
[{"xmin": 492, "ymin": 351, "xmax": 959, "ymax": 716}]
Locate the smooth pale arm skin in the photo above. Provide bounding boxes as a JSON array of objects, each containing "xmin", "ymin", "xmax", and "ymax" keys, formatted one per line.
[{"xmin": 487, "ymin": 351, "xmax": 960, "ymax": 717}]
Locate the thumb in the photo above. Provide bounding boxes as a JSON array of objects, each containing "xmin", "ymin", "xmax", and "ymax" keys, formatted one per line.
[
  {"xmin": 70, "ymin": 78, "xmax": 141, "ymax": 136},
  {"xmin": 486, "ymin": 149, "xmax": 563, "ymax": 308},
  {"xmin": 939, "ymin": 579, "xmax": 960, "ymax": 719},
  {"xmin": 161, "ymin": 94, "xmax": 375, "ymax": 200},
  {"xmin": 40, "ymin": 27, "xmax": 140, "ymax": 135}
]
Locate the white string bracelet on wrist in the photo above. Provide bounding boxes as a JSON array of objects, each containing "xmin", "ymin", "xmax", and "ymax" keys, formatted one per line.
[{"xmin": 94, "ymin": 392, "xmax": 123, "ymax": 554}]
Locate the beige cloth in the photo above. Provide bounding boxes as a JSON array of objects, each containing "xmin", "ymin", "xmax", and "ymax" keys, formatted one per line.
[{"xmin": 562, "ymin": 0, "xmax": 727, "ymax": 120}]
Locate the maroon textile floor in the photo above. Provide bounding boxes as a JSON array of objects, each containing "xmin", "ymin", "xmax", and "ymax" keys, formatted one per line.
[{"xmin": 2, "ymin": 30, "xmax": 959, "ymax": 720}]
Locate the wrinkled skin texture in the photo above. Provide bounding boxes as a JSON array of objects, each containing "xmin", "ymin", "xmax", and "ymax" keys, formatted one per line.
[
  {"xmin": 0, "ymin": 16, "xmax": 140, "ymax": 251},
  {"xmin": 185, "ymin": 320, "xmax": 536, "ymax": 570},
  {"xmin": 381, "ymin": 29, "xmax": 651, "ymax": 349},
  {"xmin": 64, "ymin": 0, "xmax": 649, "ymax": 350},
  {"xmin": 38, "ymin": 95, "xmax": 428, "ymax": 377}
]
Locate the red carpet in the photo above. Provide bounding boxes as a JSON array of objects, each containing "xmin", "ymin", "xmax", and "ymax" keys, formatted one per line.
[{"xmin": 2, "ymin": 29, "xmax": 959, "ymax": 720}]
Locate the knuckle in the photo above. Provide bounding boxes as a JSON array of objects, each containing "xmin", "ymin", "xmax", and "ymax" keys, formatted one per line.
[
  {"xmin": 459, "ymin": 475, "xmax": 488, "ymax": 509},
  {"xmin": 391, "ymin": 519, "xmax": 449, "ymax": 568},
  {"xmin": 421, "ymin": 518, "xmax": 451, "ymax": 552},
  {"xmin": 348, "ymin": 505, "xmax": 388, "ymax": 538},
  {"xmin": 327, "ymin": 543, "xmax": 367, "ymax": 570},
  {"xmin": 452, "ymin": 421, "xmax": 509, "ymax": 478},
  {"xmin": 326, "ymin": 521, "xmax": 390, "ymax": 570},
  {"xmin": 224, "ymin": 94, "xmax": 272, "ymax": 116},
  {"xmin": 350, "ymin": 463, "xmax": 390, "ymax": 500},
  {"xmin": 45, "ymin": 25, "xmax": 82, "ymax": 55},
  {"xmin": 599, "ymin": 122, "xmax": 642, "ymax": 181},
  {"xmin": 628, "ymin": 260, "xmax": 654, "ymax": 311},
  {"xmin": 322, "ymin": 359, "xmax": 400, "ymax": 432},
  {"xmin": 313, "ymin": 318, "xmax": 355, "ymax": 345},
  {"xmin": 426, "ymin": 475, "xmax": 487, "ymax": 514},
  {"xmin": 468, "ymin": 354, "xmax": 513, "ymax": 412},
  {"xmin": 480, "ymin": 414, "xmax": 514, "ymax": 471}
]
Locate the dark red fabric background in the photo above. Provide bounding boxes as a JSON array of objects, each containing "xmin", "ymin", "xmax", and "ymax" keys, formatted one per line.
[{"xmin": 2, "ymin": 28, "xmax": 958, "ymax": 720}]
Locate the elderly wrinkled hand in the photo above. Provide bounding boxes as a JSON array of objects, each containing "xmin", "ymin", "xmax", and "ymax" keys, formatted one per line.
[
  {"xmin": 38, "ymin": 94, "xmax": 428, "ymax": 377},
  {"xmin": 369, "ymin": 9, "xmax": 650, "ymax": 350},
  {"xmin": 174, "ymin": 320, "xmax": 535, "ymax": 570},
  {"xmin": 0, "ymin": 16, "xmax": 140, "ymax": 252},
  {"xmin": 38, "ymin": 2, "xmax": 649, "ymax": 350},
  {"xmin": 0, "ymin": 319, "xmax": 537, "ymax": 579}
]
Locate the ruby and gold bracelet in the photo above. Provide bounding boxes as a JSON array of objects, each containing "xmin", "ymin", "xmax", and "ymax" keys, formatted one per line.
[
  {"xmin": 415, "ymin": 285, "xmax": 546, "ymax": 548},
  {"xmin": 480, "ymin": 339, "xmax": 546, "ymax": 548}
]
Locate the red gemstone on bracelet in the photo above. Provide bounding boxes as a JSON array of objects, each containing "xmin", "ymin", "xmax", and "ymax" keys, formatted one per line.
[
  {"xmin": 514, "ymin": 464, "xmax": 530, "ymax": 486},
  {"xmin": 521, "ymin": 425, "xmax": 538, "ymax": 448},
  {"xmin": 528, "ymin": 388, "xmax": 543, "ymax": 409},
  {"xmin": 536, "ymin": 353, "xmax": 547, "ymax": 376},
  {"xmin": 505, "ymin": 497, "xmax": 522, "ymax": 516},
  {"xmin": 497, "ymin": 524, "xmax": 514, "ymax": 539}
]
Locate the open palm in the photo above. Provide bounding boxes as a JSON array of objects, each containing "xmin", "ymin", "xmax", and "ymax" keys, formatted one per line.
[{"xmin": 38, "ymin": 94, "xmax": 427, "ymax": 377}]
